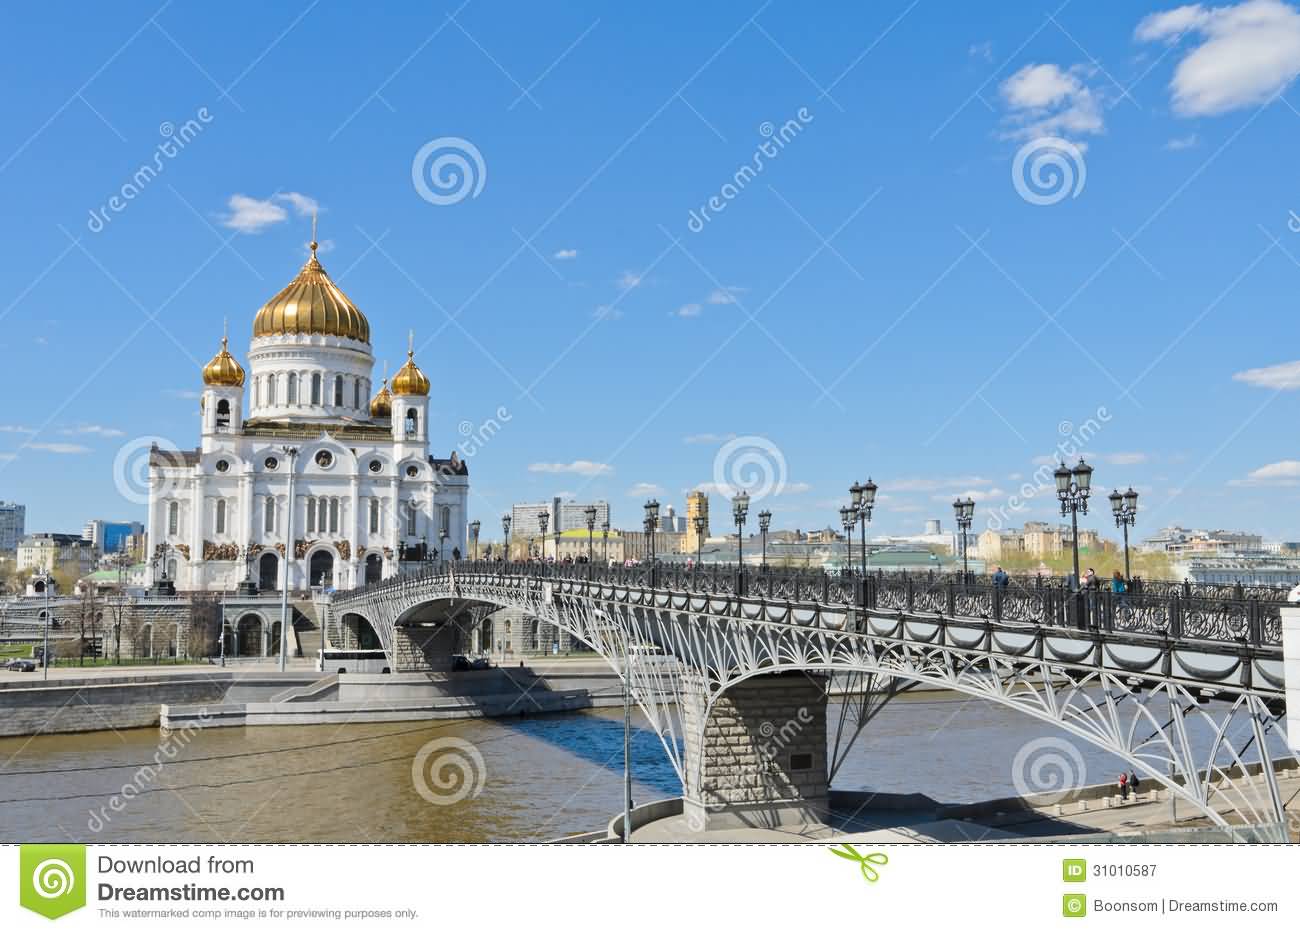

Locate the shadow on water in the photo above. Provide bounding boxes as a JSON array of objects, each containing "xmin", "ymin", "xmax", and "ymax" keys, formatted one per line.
[{"xmin": 496, "ymin": 710, "xmax": 681, "ymax": 798}]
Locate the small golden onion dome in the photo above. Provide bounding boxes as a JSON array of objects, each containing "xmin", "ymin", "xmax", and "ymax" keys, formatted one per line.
[
  {"xmin": 202, "ymin": 335, "xmax": 245, "ymax": 387},
  {"xmin": 369, "ymin": 379, "xmax": 393, "ymax": 418},
  {"xmin": 392, "ymin": 349, "xmax": 430, "ymax": 396},
  {"xmin": 251, "ymin": 244, "xmax": 371, "ymax": 343}
]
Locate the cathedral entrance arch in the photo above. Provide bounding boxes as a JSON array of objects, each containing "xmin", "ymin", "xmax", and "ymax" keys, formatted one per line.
[
  {"xmin": 259, "ymin": 552, "xmax": 279, "ymax": 591},
  {"xmin": 309, "ymin": 550, "xmax": 335, "ymax": 588}
]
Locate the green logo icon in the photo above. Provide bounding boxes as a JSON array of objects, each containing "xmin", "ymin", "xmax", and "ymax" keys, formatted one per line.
[
  {"xmin": 828, "ymin": 844, "xmax": 888, "ymax": 883},
  {"xmin": 1063, "ymin": 893, "xmax": 1087, "ymax": 918},
  {"xmin": 1063, "ymin": 858, "xmax": 1086, "ymax": 882},
  {"xmin": 19, "ymin": 844, "xmax": 86, "ymax": 920}
]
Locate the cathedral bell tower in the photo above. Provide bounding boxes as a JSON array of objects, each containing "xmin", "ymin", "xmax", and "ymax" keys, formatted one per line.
[{"xmin": 200, "ymin": 331, "xmax": 245, "ymax": 451}]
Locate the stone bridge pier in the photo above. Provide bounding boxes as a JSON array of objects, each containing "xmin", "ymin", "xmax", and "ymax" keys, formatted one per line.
[{"xmin": 681, "ymin": 673, "xmax": 829, "ymax": 831}]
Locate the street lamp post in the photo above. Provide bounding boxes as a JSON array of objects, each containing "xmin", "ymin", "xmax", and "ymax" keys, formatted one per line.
[
  {"xmin": 439, "ymin": 527, "xmax": 449, "ymax": 565},
  {"xmin": 537, "ymin": 510, "xmax": 549, "ymax": 561},
  {"xmin": 758, "ymin": 509, "xmax": 771, "ymax": 571},
  {"xmin": 732, "ymin": 492, "xmax": 750, "ymax": 571},
  {"xmin": 601, "ymin": 519, "xmax": 610, "ymax": 565},
  {"xmin": 1108, "ymin": 487, "xmax": 1139, "ymax": 582},
  {"xmin": 584, "ymin": 506, "xmax": 597, "ymax": 564},
  {"xmin": 850, "ymin": 479, "xmax": 877, "ymax": 576},
  {"xmin": 278, "ymin": 445, "xmax": 298, "ymax": 673},
  {"xmin": 643, "ymin": 499, "xmax": 660, "ymax": 567},
  {"xmin": 1054, "ymin": 458, "xmax": 1094, "ymax": 594},
  {"xmin": 839, "ymin": 505, "xmax": 856, "ymax": 572},
  {"xmin": 953, "ymin": 497, "xmax": 975, "ymax": 581},
  {"xmin": 469, "ymin": 520, "xmax": 480, "ymax": 561},
  {"xmin": 501, "ymin": 514, "xmax": 512, "ymax": 562},
  {"xmin": 692, "ymin": 515, "xmax": 706, "ymax": 566}
]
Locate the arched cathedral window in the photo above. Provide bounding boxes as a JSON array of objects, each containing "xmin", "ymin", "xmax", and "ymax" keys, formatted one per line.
[
  {"xmin": 311, "ymin": 373, "xmax": 321, "ymax": 406},
  {"xmin": 288, "ymin": 373, "xmax": 298, "ymax": 404},
  {"xmin": 167, "ymin": 501, "xmax": 179, "ymax": 536},
  {"xmin": 334, "ymin": 375, "xmax": 344, "ymax": 407}
]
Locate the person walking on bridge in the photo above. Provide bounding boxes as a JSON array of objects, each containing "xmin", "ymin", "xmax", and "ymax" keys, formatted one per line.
[{"xmin": 992, "ymin": 566, "xmax": 1009, "ymax": 590}]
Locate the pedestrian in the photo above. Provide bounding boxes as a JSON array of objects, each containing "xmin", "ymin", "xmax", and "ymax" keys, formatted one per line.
[
  {"xmin": 1084, "ymin": 568, "xmax": 1099, "ymax": 590},
  {"xmin": 992, "ymin": 566, "xmax": 1010, "ymax": 590},
  {"xmin": 1119, "ymin": 771, "xmax": 1129, "ymax": 801},
  {"xmin": 1129, "ymin": 770, "xmax": 1141, "ymax": 794}
]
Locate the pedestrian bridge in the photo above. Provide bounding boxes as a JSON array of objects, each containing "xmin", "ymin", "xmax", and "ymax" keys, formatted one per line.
[{"xmin": 329, "ymin": 562, "xmax": 1292, "ymax": 836}]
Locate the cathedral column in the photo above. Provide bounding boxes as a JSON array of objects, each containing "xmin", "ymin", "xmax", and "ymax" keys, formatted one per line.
[
  {"xmin": 349, "ymin": 473, "xmax": 361, "ymax": 587},
  {"xmin": 388, "ymin": 476, "xmax": 400, "ymax": 574},
  {"xmin": 189, "ymin": 472, "xmax": 204, "ymax": 590}
]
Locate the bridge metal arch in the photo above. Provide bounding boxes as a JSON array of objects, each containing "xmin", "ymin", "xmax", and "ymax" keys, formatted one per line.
[{"xmin": 330, "ymin": 566, "xmax": 1290, "ymax": 836}]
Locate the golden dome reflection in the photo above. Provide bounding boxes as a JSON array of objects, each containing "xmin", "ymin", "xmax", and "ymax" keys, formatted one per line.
[
  {"xmin": 202, "ymin": 335, "xmax": 246, "ymax": 387},
  {"xmin": 251, "ymin": 244, "xmax": 370, "ymax": 343}
]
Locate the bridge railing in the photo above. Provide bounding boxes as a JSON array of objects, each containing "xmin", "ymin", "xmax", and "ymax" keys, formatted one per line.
[{"xmin": 331, "ymin": 559, "xmax": 1284, "ymax": 647}]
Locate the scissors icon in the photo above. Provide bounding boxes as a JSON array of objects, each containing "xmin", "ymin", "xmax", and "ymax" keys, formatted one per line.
[
  {"xmin": 828, "ymin": 844, "xmax": 889, "ymax": 882},
  {"xmin": 1289, "ymin": 210, "xmax": 1300, "ymax": 234}
]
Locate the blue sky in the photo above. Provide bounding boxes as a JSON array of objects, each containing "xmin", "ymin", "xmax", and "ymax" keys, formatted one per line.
[{"xmin": 1, "ymin": 0, "xmax": 1299, "ymax": 542}]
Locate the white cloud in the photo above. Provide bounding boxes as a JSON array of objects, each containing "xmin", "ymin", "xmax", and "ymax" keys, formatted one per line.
[
  {"xmin": 1103, "ymin": 452, "xmax": 1149, "ymax": 465},
  {"xmin": 932, "ymin": 488, "xmax": 1004, "ymax": 502},
  {"xmin": 674, "ymin": 303, "xmax": 702, "ymax": 318},
  {"xmin": 891, "ymin": 475, "xmax": 991, "ymax": 492},
  {"xmin": 1000, "ymin": 63, "xmax": 1104, "ymax": 142},
  {"xmin": 1136, "ymin": 0, "xmax": 1300, "ymax": 115},
  {"xmin": 528, "ymin": 460, "xmax": 613, "ymax": 477},
  {"xmin": 1232, "ymin": 359, "xmax": 1300, "ymax": 389},
  {"xmin": 0, "ymin": 425, "xmax": 36, "ymax": 434},
  {"xmin": 616, "ymin": 271, "xmax": 643, "ymax": 290},
  {"xmin": 592, "ymin": 304, "xmax": 623, "ymax": 321},
  {"xmin": 165, "ymin": 389, "xmax": 202, "ymax": 400},
  {"xmin": 627, "ymin": 482, "xmax": 665, "ymax": 497},
  {"xmin": 553, "ymin": 249, "xmax": 578, "ymax": 260},
  {"xmin": 1233, "ymin": 459, "xmax": 1300, "ymax": 484},
  {"xmin": 707, "ymin": 287, "xmax": 744, "ymax": 305},
  {"xmin": 60, "ymin": 424, "xmax": 124, "ymax": 438},
  {"xmin": 0, "ymin": 453, "xmax": 16, "ymax": 462},
  {"xmin": 774, "ymin": 482, "xmax": 812, "ymax": 495},
  {"xmin": 690, "ymin": 482, "xmax": 730, "ymax": 496},
  {"xmin": 221, "ymin": 192, "xmax": 319, "ymax": 234},
  {"xmin": 277, "ymin": 191, "xmax": 319, "ymax": 217},
  {"xmin": 27, "ymin": 442, "xmax": 91, "ymax": 454},
  {"xmin": 683, "ymin": 433, "xmax": 737, "ymax": 445},
  {"xmin": 969, "ymin": 41, "xmax": 994, "ymax": 62},
  {"xmin": 1164, "ymin": 133, "xmax": 1200, "ymax": 149}
]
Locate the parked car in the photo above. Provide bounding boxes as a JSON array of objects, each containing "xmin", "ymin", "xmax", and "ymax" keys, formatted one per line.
[
  {"xmin": 4, "ymin": 658, "xmax": 37, "ymax": 672},
  {"xmin": 450, "ymin": 655, "xmax": 471, "ymax": 671},
  {"xmin": 469, "ymin": 657, "xmax": 491, "ymax": 671}
]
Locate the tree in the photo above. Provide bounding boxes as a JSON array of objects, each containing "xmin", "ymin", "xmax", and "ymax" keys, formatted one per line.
[
  {"xmin": 75, "ymin": 585, "xmax": 101, "ymax": 666},
  {"xmin": 121, "ymin": 607, "xmax": 148, "ymax": 660},
  {"xmin": 185, "ymin": 594, "xmax": 221, "ymax": 659}
]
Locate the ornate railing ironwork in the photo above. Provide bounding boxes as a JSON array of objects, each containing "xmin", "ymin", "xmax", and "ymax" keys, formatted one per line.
[{"xmin": 337, "ymin": 559, "xmax": 1287, "ymax": 648}]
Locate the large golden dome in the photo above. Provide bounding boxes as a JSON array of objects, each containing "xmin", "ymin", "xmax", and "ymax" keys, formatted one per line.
[
  {"xmin": 392, "ymin": 349, "xmax": 430, "ymax": 396},
  {"xmin": 202, "ymin": 335, "xmax": 245, "ymax": 387},
  {"xmin": 369, "ymin": 378, "xmax": 393, "ymax": 418},
  {"xmin": 252, "ymin": 244, "xmax": 370, "ymax": 343}
]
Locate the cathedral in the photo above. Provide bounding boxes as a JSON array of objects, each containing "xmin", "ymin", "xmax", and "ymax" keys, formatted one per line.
[{"xmin": 146, "ymin": 238, "xmax": 469, "ymax": 593}]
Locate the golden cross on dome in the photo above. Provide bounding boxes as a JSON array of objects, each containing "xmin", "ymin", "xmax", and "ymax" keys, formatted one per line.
[
  {"xmin": 309, "ymin": 210, "xmax": 319, "ymax": 256},
  {"xmin": 407, "ymin": 330, "xmax": 415, "ymax": 358}
]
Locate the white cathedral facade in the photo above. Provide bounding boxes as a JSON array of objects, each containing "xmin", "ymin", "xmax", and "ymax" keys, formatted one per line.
[{"xmin": 146, "ymin": 241, "xmax": 469, "ymax": 593}]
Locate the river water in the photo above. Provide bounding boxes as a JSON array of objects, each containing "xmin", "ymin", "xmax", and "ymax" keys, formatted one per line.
[{"xmin": 0, "ymin": 691, "xmax": 1287, "ymax": 842}]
